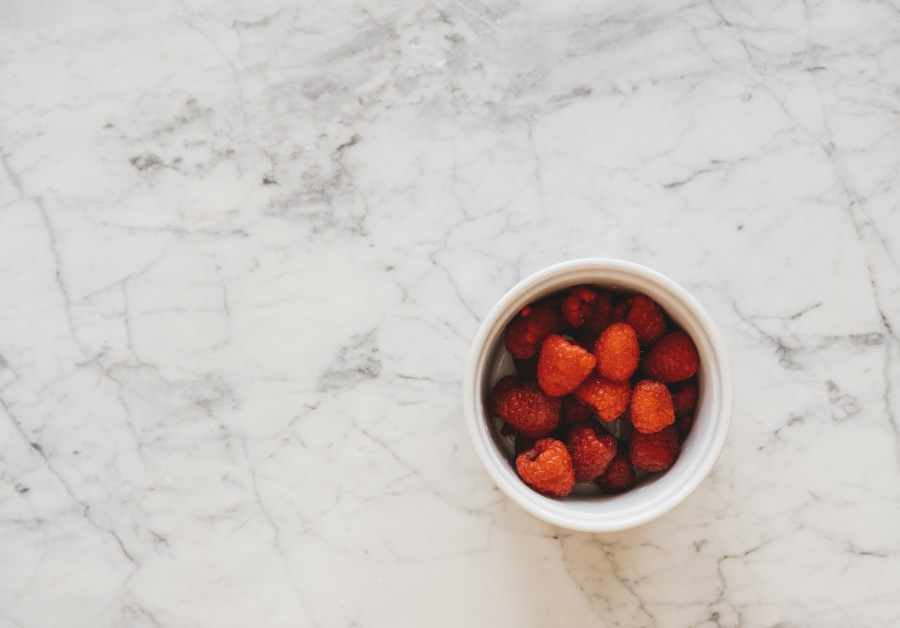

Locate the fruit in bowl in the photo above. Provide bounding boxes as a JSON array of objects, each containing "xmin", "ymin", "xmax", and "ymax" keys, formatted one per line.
[
  {"xmin": 463, "ymin": 259, "xmax": 732, "ymax": 532},
  {"xmin": 488, "ymin": 286, "xmax": 700, "ymax": 498}
]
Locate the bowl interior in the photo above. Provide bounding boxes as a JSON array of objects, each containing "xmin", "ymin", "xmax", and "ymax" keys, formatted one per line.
[{"xmin": 468, "ymin": 260, "xmax": 731, "ymax": 531}]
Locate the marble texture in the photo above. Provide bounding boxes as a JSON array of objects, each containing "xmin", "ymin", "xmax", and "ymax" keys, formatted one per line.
[{"xmin": 1, "ymin": 0, "xmax": 900, "ymax": 625}]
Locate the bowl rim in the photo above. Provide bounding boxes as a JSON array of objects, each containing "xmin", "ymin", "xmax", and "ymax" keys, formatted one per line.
[{"xmin": 462, "ymin": 258, "xmax": 733, "ymax": 532}]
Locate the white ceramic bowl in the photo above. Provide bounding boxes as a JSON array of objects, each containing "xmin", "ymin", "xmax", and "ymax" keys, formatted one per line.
[{"xmin": 463, "ymin": 259, "xmax": 732, "ymax": 532}]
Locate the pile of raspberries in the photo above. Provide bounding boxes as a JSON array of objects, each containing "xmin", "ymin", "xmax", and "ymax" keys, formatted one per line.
[{"xmin": 487, "ymin": 287, "xmax": 699, "ymax": 498}]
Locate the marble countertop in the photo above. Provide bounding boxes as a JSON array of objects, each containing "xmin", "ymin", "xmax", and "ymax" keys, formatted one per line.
[{"xmin": 2, "ymin": 0, "xmax": 899, "ymax": 626}]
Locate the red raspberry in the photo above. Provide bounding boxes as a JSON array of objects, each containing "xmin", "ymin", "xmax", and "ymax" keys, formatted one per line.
[
  {"xmin": 672, "ymin": 379, "xmax": 698, "ymax": 436},
  {"xmin": 488, "ymin": 375, "xmax": 519, "ymax": 417},
  {"xmin": 642, "ymin": 331, "xmax": 699, "ymax": 382},
  {"xmin": 573, "ymin": 374, "xmax": 630, "ymax": 422},
  {"xmin": 537, "ymin": 334, "xmax": 597, "ymax": 397},
  {"xmin": 594, "ymin": 322, "xmax": 640, "ymax": 382},
  {"xmin": 629, "ymin": 426, "xmax": 679, "ymax": 471},
  {"xmin": 677, "ymin": 412, "xmax": 695, "ymax": 436},
  {"xmin": 505, "ymin": 307, "xmax": 564, "ymax": 360},
  {"xmin": 562, "ymin": 287, "xmax": 598, "ymax": 328},
  {"xmin": 630, "ymin": 380, "xmax": 675, "ymax": 434},
  {"xmin": 496, "ymin": 382, "xmax": 561, "ymax": 438},
  {"xmin": 626, "ymin": 295, "xmax": 667, "ymax": 345},
  {"xmin": 594, "ymin": 453, "xmax": 635, "ymax": 493},
  {"xmin": 516, "ymin": 438, "xmax": 575, "ymax": 497},
  {"xmin": 566, "ymin": 423, "xmax": 617, "ymax": 482},
  {"xmin": 672, "ymin": 379, "xmax": 698, "ymax": 417},
  {"xmin": 560, "ymin": 395, "xmax": 594, "ymax": 425},
  {"xmin": 514, "ymin": 357, "xmax": 538, "ymax": 382},
  {"xmin": 583, "ymin": 292, "xmax": 615, "ymax": 333},
  {"xmin": 562, "ymin": 287, "xmax": 615, "ymax": 332}
]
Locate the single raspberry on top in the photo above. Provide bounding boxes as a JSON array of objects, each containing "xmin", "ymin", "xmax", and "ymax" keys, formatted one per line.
[
  {"xmin": 626, "ymin": 294, "xmax": 667, "ymax": 345},
  {"xmin": 574, "ymin": 374, "xmax": 631, "ymax": 422},
  {"xmin": 594, "ymin": 452, "xmax": 635, "ymax": 494},
  {"xmin": 642, "ymin": 331, "xmax": 699, "ymax": 382},
  {"xmin": 630, "ymin": 380, "xmax": 675, "ymax": 434},
  {"xmin": 566, "ymin": 422, "xmax": 617, "ymax": 483},
  {"xmin": 516, "ymin": 438, "xmax": 576, "ymax": 497},
  {"xmin": 504, "ymin": 306, "xmax": 564, "ymax": 360},
  {"xmin": 594, "ymin": 322, "xmax": 640, "ymax": 382},
  {"xmin": 629, "ymin": 426, "xmax": 679, "ymax": 472},
  {"xmin": 537, "ymin": 334, "xmax": 597, "ymax": 397},
  {"xmin": 496, "ymin": 382, "xmax": 561, "ymax": 438}
]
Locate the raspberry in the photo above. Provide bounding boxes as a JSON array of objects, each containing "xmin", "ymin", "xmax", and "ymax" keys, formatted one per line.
[
  {"xmin": 560, "ymin": 395, "xmax": 594, "ymax": 425},
  {"xmin": 573, "ymin": 374, "xmax": 630, "ymax": 422},
  {"xmin": 562, "ymin": 287, "xmax": 597, "ymax": 328},
  {"xmin": 514, "ymin": 357, "xmax": 538, "ymax": 382},
  {"xmin": 642, "ymin": 331, "xmax": 699, "ymax": 382},
  {"xmin": 488, "ymin": 375, "xmax": 519, "ymax": 417},
  {"xmin": 629, "ymin": 426, "xmax": 679, "ymax": 471},
  {"xmin": 630, "ymin": 380, "xmax": 675, "ymax": 434},
  {"xmin": 516, "ymin": 438, "xmax": 575, "ymax": 497},
  {"xmin": 563, "ymin": 287, "xmax": 614, "ymax": 333},
  {"xmin": 537, "ymin": 334, "xmax": 597, "ymax": 397},
  {"xmin": 594, "ymin": 453, "xmax": 635, "ymax": 493},
  {"xmin": 671, "ymin": 379, "xmax": 698, "ymax": 418},
  {"xmin": 496, "ymin": 382, "xmax": 561, "ymax": 438},
  {"xmin": 566, "ymin": 423, "xmax": 617, "ymax": 482},
  {"xmin": 594, "ymin": 322, "xmax": 640, "ymax": 382},
  {"xmin": 626, "ymin": 295, "xmax": 667, "ymax": 345},
  {"xmin": 672, "ymin": 378, "xmax": 698, "ymax": 436},
  {"xmin": 584, "ymin": 293, "xmax": 614, "ymax": 333},
  {"xmin": 677, "ymin": 412, "xmax": 695, "ymax": 436},
  {"xmin": 505, "ymin": 307, "xmax": 564, "ymax": 360}
]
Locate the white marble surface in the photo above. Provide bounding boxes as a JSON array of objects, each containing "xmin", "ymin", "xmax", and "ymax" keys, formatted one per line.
[{"xmin": 1, "ymin": 0, "xmax": 899, "ymax": 625}]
